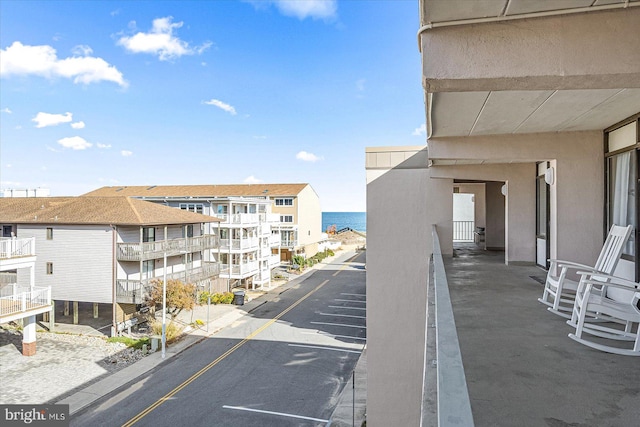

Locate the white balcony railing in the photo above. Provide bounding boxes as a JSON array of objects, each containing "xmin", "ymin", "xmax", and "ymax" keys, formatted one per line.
[
  {"xmin": 116, "ymin": 262, "xmax": 221, "ymax": 304},
  {"xmin": 269, "ymin": 254, "xmax": 280, "ymax": 268},
  {"xmin": 453, "ymin": 221, "xmax": 475, "ymax": 242},
  {"xmin": 220, "ymin": 261, "xmax": 259, "ymax": 278},
  {"xmin": 0, "ymin": 237, "xmax": 36, "ymax": 260},
  {"xmin": 269, "ymin": 233, "xmax": 281, "ymax": 246},
  {"xmin": 280, "ymin": 239, "xmax": 298, "ymax": 248},
  {"xmin": 0, "ymin": 286, "xmax": 51, "ymax": 320},
  {"xmin": 219, "ymin": 237, "xmax": 259, "ymax": 251},
  {"xmin": 117, "ymin": 234, "xmax": 219, "ymax": 262},
  {"xmin": 215, "ymin": 213, "xmax": 261, "ymax": 225}
]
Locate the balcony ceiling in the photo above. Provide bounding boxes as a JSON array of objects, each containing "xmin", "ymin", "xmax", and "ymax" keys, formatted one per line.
[
  {"xmin": 423, "ymin": 0, "xmax": 640, "ymax": 138},
  {"xmin": 431, "ymin": 88, "xmax": 640, "ymax": 138},
  {"xmin": 422, "ymin": 0, "xmax": 639, "ymax": 25}
]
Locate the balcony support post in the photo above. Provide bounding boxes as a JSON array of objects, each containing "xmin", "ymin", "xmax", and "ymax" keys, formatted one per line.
[
  {"xmin": 49, "ymin": 300, "xmax": 55, "ymax": 332},
  {"xmin": 93, "ymin": 302, "xmax": 99, "ymax": 319},
  {"xmin": 22, "ymin": 315, "xmax": 37, "ymax": 356},
  {"xmin": 73, "ymin": 301, "xmax": 79, "ymax": 325}
]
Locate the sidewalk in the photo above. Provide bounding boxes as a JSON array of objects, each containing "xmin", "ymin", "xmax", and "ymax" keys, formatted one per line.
[{"xmin": 60, "ymin": 249, "xmax": 365, "ymax": 417}]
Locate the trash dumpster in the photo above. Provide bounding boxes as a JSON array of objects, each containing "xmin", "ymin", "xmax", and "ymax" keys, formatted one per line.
[{"xmin": 233, "ymin": 289, "xmax": 245, "ymax": 306}]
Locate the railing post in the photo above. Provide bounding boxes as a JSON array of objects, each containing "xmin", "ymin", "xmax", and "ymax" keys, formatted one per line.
[{"xmin": 22, "ymin": 292, "xmax": 27, "ymax": 312}]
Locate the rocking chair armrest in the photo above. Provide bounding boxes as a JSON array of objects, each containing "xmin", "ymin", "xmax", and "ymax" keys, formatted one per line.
[
  {"xmin": 548, "ymin": 259, "xmax": 597, "ymax": 272},
  {"xmin": 577, "ymin": 272, "xmax": 640, "ymax": 291}
]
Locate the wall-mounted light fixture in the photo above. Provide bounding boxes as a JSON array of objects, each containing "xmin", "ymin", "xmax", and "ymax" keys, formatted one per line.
[
  {"xmin": 545, "ymin": 167, "xmax": 555, "ymax": 185},
  {"xmin": 501, "ymin": 184, "xmax": 507, "ymax": 196}
]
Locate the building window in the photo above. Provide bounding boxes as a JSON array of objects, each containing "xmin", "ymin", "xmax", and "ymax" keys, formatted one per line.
[
  {"xmin": 46, "ymin": 263, "xmax": 53, "ymax": 275},
  {"xmin": 607, "ymin": 149, "xmax": 637, "ymax": 258},
  {"xmin": 143, "ymin": 227, "xmax": 155, "ymax": 243},
  {"xmin": 280, "ymin": 215, "xmax": 293, "ymax": 223},
  {"xmin": 180, "ymin": 203, "xmax": 204, "ymax": 214},
  {"xmin": 275, "ymin": 198, "xmax": 293, "ymax": 206},
  {"xmin": 46, "ymin": 228, "xmax": 53, "ymax": 240},
  {"xmin": 142, "ymin": 260, "xmax": 155, "ymax": 279},
  {"xmin": 183, "ymin": 224, "xmax": 194, "ymax": 238}
]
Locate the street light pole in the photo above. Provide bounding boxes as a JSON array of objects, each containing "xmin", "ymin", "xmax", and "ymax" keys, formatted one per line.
[{"xmin": 162, "ymin": 251, "xmax": 167, "ymax": 359}]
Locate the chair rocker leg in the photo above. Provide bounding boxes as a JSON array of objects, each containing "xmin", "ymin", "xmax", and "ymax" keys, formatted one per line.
[{"xmin": 568, "ymin": 333, "xmax": 640, "ymax": 356}]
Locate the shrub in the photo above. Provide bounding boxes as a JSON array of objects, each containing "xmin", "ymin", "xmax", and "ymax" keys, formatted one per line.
[
  {"xmin": 200, "ymin": 291, "xmax": 234, "ymax": 305},
  {"xmin": 150, "ymin": 319, "xmax": 184, "ymax": 342}
]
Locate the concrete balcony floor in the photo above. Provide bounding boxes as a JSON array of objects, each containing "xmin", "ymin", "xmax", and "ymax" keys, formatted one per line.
[{"xmin": 446, "ymin": 244, "xmax": 640, "ymax": 427}]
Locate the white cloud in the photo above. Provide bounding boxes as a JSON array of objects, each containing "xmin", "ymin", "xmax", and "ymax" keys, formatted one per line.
[
  {"xmin": 244, "ymin": 175, "xmax": 262, "ymax": 184},
  {"xmin": 248, "ymin": 0, "xmax": 337, "ymax": 20},
  {"xmin": 33, "ymin": 112, "xmax": 73, "ymax": 128},
  {"xmin": 0, "ymin": 41, "xmax": 127, "ymax": 87},
  {"xmin": 203, "ymin": 99, "xmax": 237, "ymax": 115},
  {"xmin": 57, "ymin": 136, "xmax": 92, "ymax": 150},
  {"xmin": 356, "ymin": 78, "xmax": 365, "ymax": 92},
  {"xmin": 412, "ymin": 123, "xmax": 427, "ymax": 136},
  {"xmin": 1, "ymin": 107, "xmax": 12, "ymax": 114},
  {"xmin": 70, "ymin": 121, "xmax": 85, "ymax": 129},
  {"xmin": 97, "ymin": 143, "xmax": 111, "ymax": 149},
  {"xmin": 296, "ymin": 151, "xmax": 323, "ymax": 162},
  {"xmin": 117, "ymin": 17, "xmax": 211, "ymax": 61},
  {"xmin": 71, "ymin": 45, "xmax": 93, "ymax": 56},
  {"xmin": 121, "ymin": 150, "xmax": 133, "ymax": 157}
]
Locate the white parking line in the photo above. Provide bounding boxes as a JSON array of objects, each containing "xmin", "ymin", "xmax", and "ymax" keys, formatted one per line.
[
  {"xmin": 288, "ymin": 344, "xmax": 362, "ymax": 354},
  {"xmin": 222, "ymin": 405, "xmax": 329, "ymax": 423},
  {"xmin": 318, "ymin": 312, "xmax": 366, "ymax": 319},
  {"xmin": 341, "ymin": 293, "xmax": 365, "ymax": 297},
  {"xmin": 311, "ymin": 321, "xmax": 366, "ymax": 329},
  {"xmin": 302, "ymin": 331, "xmax": 367, "ymax": 341},
  {"xmin": 334, "ymin": 298, "xmax": 366, "ymax": 303},
  {"xmin": 328, "ymin": 305, "xmax": 366, "ymax": 311}
]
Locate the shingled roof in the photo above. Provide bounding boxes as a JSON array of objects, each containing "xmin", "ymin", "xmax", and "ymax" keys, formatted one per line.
[
  {"xmin": 82, "ymin": 183, "xmax": 309, "ymax": 198},
  {"xmin": 0, "ymin": 197, "xmax": 220, "ymax": 226}
]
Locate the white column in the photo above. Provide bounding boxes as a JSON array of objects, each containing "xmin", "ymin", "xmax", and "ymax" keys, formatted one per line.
[{"xmin": 22, "ymin": 315, "xmax": 37, "ymax": 356}]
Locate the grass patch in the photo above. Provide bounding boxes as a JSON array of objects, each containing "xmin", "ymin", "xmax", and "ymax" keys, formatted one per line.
[{"xmin": 107, "ymin": 336, "xmax": 150, "ymax": 350}]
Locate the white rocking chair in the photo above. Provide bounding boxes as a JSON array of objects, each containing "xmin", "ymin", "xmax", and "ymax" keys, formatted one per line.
[
  {"xmin": 538, "ymin": 224, "xmax": 632, "ymax": 318},
  {"xmin": 567, "ymin": 271, "xmax": 640, "ymax": 356}
]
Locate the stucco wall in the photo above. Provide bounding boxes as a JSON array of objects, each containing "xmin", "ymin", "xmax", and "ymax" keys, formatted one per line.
[
  {"xmin": 365, "ymin": 146, "xmax": 452, "ymax": 426},
  {"xmin": 429, "ymin": 130, "xmax": 604, "ymax": 266},
  {"xmin": 485, "ymin": 182, "xmax": 505, "ymax": 249}
]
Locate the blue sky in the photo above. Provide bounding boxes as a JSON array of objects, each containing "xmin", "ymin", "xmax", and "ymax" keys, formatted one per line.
[{"xmin": 0, "ymin": 0, "xmax": 426, "ymax": 212}]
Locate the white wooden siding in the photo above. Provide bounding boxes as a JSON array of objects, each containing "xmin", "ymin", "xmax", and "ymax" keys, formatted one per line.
[{"xmin": 18, "ymin": 224, "xmax": 113, "ymax": 303}]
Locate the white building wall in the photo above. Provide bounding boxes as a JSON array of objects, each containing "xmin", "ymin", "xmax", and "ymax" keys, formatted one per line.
[
  {"xmin": 296, "ymin": 185, "xmax": 322, "ymax": 253},
  {"xmin": 18, "ymin": 224, "xmax": 113, "ymax": 303}
]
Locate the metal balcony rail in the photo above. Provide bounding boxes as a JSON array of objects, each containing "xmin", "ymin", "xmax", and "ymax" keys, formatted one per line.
[
  {"xmin": 0, "ymin": 237, "xmax": 36, "ymax": 259},
  {"xmin": 453, "ymin": 221, "xmax": 474, "ymax": 242},
  {"xmin": 425, "ymin": 225, "xmax": 474, "ymax": 426},
  {"xmin": 117, "ymin": 234, "xmax": 219, "ymax": 261},
  {"xmin": 269, "ymin": 254, "xmax": 281, "ymax": 267},
  {"xmin": 116, "ymin": 262, "xmax": 221, "ymax": 304},
  {"xmin": 0, "ymin": 286, "xmax": 51, "ymax": 318},
  {"xmin": 280, "ymin": 239, "xmax": 298, "ymax": 248}
]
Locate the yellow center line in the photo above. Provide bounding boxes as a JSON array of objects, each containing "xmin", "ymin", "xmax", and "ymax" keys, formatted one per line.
[
  {"xmin": 332, "ymin": 252, "xmax": 362, "ymax": 276},
  {"xmin": 122, "ymin": 279, "xmax": 330, "ymax": 427}
]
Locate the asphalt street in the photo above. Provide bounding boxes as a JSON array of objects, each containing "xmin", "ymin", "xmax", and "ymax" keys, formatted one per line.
[{"xmin": 70, "ymin": 251, "xmax": 366, "ymax": 427}]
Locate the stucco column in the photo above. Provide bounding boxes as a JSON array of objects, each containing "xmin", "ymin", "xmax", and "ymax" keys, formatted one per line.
[{"xmin": 22, "ymin": 315, "xmax": 37, "ymax": 356}]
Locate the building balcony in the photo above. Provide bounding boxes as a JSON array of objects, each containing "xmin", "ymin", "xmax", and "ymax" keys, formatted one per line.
[
  {"xmin": 268, "ymin": 233, "xmax": 281, "ymax": 246},
  {"xmin": 0, "ymin": 286, "xmax": 52, "ymax": 324},
  {"xmin": 280, "ymin": 239, "xmax": 298, "ymax": 249},
  {"xmin": 220, "ymin": 261, "xmax": 259, "ymax": 279},
  {"xmin": 219, "ymin": 237, "xmax": 259, "ymax": 252},
  {"xmin": 268, "ymin": 254, "xmax": 280, "ymax": 268},
  {"xmin": 116, "ymin": 262, "xmax": 220, "ymax": 304},
  {"xmin": 0, "ymin": 237, "xmax": 37, "ymax": 271},
  {"xmin": 423, "ymin": 229, "xmax": 640, "ymax": 425},
  {"xmin": 116, "ymin": 234, "xmax": 219, "ymax": 262},
  {"xmin": 215, "ymin": 213, "xmax": 260, "ymax": 226}
]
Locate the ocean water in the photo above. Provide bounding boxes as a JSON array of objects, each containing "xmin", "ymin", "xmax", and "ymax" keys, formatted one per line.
[{"xmin": 322, "ymin": 212, "xmax": 366, "ymax": 233}]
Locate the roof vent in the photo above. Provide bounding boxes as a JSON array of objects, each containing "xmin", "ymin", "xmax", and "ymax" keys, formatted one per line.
[{"xmin": 147, "ymin": 185, "xmax": 157, "ymax": 190}]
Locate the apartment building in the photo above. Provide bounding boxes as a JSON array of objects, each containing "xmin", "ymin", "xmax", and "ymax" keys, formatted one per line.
[
  {"xmin": 365, "ymin": 1, "xmax": 640, "ymax": 425},
  {"xmin": 0, "ymin": 197, "xmax": 221, "ymax": 336},
  {"xmin": 84, "ymin": 183, "xmax": 322, "ymax": 268}
]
